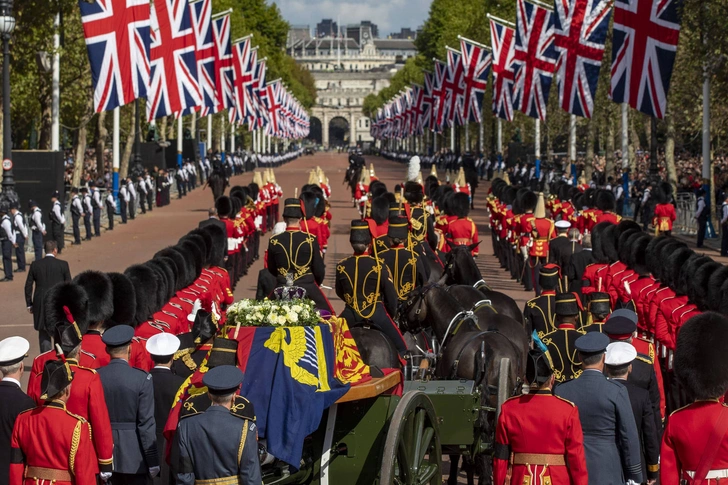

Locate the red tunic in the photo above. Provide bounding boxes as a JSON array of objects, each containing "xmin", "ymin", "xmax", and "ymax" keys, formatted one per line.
[
  {"xmin": 596, "ymin": 211, "xmax": 621, "ymax": 225},
  {"xmin": 653, "ymin": 203, "xmax": 677, "ymax": 232},
  {"xmin": 581, "ymin": 263, "xmax": 609, "ymax": 295},
  {"xmin": 10, "ymin": 401, "xmax": 96, "ymax": 485},
  {"xmin": 633, "ymin": 278, "xmax": 659, "ymax": 331},
  {"xmin": 448, "ymin": 218, "xmax": 479, "ymax": 255},
  {"xmin": 661, "ymin": 401, "xmax": 728, "ymax": 484},
  {"xmin": 529, "ymin": 218, "xmax": 556, "ymax": 258},
  {"xmin": 648, "ymin": 287, "xmax": 675, "ymax": 337},
  {"xmin": 655, "ymin": 295, "xmax": 688, "ymax": 351},
  {"xmin": 494, "ymin": 390, "xmax": 588, "ymax": 485}
]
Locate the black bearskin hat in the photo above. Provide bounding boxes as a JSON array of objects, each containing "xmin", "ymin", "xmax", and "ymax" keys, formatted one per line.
[
  {"xmin": 629, "ymin": 234, "xmax": 651, "ymax": 275},
  {"xmin": 403, "ymin": 181, "xmax": 424, "ymax": 204},
  {"xmin": 572, "ymin": 192, "xmax": 584, "ymax": 209},
  {"xmin": 617, "ymin": 230, "xmax": 642, "ymax": 266},
  {"xmin": 615, "ymin": 219, "xmax": 641, "ymax": 242},
  {"xmin": 300, "ymin": 191, "xmax": 318, "ymax": 219},
  {"xmin": 521, "ymin": 191, "xmax": 538, "ymax": 213},
  {"xmin": 675, "ymin": 312, "xmax": 728, "ymax": 400},
  {"xmin": 178, "ymin": 239, "xmax": 203, "ymax": 280},
  {"xmin": 106, "ymin": 272, "xmax": 137, "ymax": 327},
  {"xmin": 350, "ymin": 220, "xmax": 372, "ymax": 246},
  {"xmin": 180, "ymin": 233, "xmax": 208, "ymax": 270},
  {"xmin": 690, "ymin": 261, "xmax": 721, "ymax": 311},
  {"xmin": 216, "ymin": 196, "xmax": 232, "ymax": 218},
  {"xmin": 645, "ymin": 236, "xmax": 678, "ymax": 279},
  {"xmin": 707, "ymin": 266, "xmax": 728, "ymax": 312},
  {"xmin": 155, "ymin": 247, "xmax": 187, "ymax": 292},
  {"xmin": 201, "ymin": 224, "xmax": 227, "ymax": 268},
  {"xmin": 652, "ymin": 186, "xmax": 668, "ymax": 205},
  {"xmin": 655, "ymin": 239, "xmax": 686, "ymax": 283},
  {"xmin": 369, "ymin": 181, "xmax": 387, "ymax": 199},
  {"xmin": 370, "ymin": 196, "xmax": 390, "ymax": 225},
  {"xmin": 600, "ymin": 224, "xmax": 619, "ymax": 263},
  {"xmin": 148, "ymin": 258, "xmax": 176, "ymax": 303},
  {"xmin": 282, "ymin": 198, "xmax": 303, "ymax": 219},
  {"xmin": 451, "ymin": 192, "xmax": 470, "ymax": 219},
  {"xmin": 665, "ymin": 247, "xmax": 693, "ymax": 291},
  {"xmin": 583, "ymin": 188, "xmax": 596, "ymax": 208},
  {"xmin": 189, "ymin": 229, "xmax": 214, "ymax": 267},
  {"xmin": 43, "ymin": 282, "xmax": 90, "ymax": 337},
  {"xmin": 558, "ymin": 184, "xmax": 572, "ymax": 204},
  {"xmin": 248, "ymin": 182, "xmax": 259, "ymax": 197},
  {"xmin": 72, "ymin": 271, "xmax": 114, "ymax": 324},
  {"xmin": 678, "ymin": 255, "xmax": 712, "ymax": 298},
  {"xmin": 595, "ymin": 190, "xmax": 616, "ymax": 212},
  {"xmin": 590, "ymin": 222, "xmax": 611, "ymax": 264},
  {"xmin": 501, "ymin": 186, "xmax": 518, "ymax": 206},
  {"xmin": 124, "ymin": 264, "xmax": 158, "ymax": 325}
]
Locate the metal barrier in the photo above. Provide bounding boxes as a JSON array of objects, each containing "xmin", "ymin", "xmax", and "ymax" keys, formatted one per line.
[{"xmin": 674, "ymin": 192, "xmax": 697, "ymax": 236}]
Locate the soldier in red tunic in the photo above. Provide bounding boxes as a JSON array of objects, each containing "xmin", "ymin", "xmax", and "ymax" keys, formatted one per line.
[
  {"xmin": 528, "ymin": 193, "xmax": 556, "ymax": 295},
  {"xmin": 447, "ymin": 192, "xmax": 479, "ymax": 256},
  {"xmin": 652, "ymin": 186, "xmax": 676, "ymax": 236},
  {"xmin": 494, "ymin": 349, "xmax": 588, "ymax": 485},
  {"xmin": 10, "ymin": 359, "xmax": 96, "ymax": 485},
  {"xmin": 662, "ymin": 312, "xmax": 728, "ymax": 484}
]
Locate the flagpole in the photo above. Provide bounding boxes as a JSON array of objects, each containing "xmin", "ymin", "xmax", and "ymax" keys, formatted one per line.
[
  {"xmin": 486, "ymin": 14, "xmax": 516, "ymax": 27},
  {"xmin": 450, "ymin": 127, "xmax": 455, "ymax": 151},
  {"xmin": 702, "ymin": 66, "xmax": 710, "ymax": 179},
  {"xmin": 479, "ymin": 121, "xmax": 484, "ymax": 154},
  {"xmin": 569, "ymin": 114, "xmax": 576, "ymax": 163},
  {"xmin": 51, "ymin": 10, "xmax": 60, "ymax": 151},
  {"xmin": 497, "ymin": 118, "xmax": 502, "ymax": 154},
  {"xmin": 465, "ymin": 124, "xmax": 469, "ymax": 152},
  {"xmin": 207, "ymin": 115, "xmax": 212, "ymax": 154},
  {"xmin": 534, "ymin": 119, "xmax": 541, "ymax": 160},
  {"xmin": 177, "ymin": 115, "xmax": 183, "ymax": 168},
  {"xmin": 220, "ymin": 115, "xmax": 225, "ymax": 162},
  {"xmin": 621, "ymin": 104, "xmax": 628, "ymax": 169},
  {"xmin": 433, "ymin": 130, "xmax": 438, "ymax": 153},
  {"xmin": 230, "ymin": 122, "xmax": 235, "ymax": 153},
  {"xmin": 112, "ymin": 107, "xmax": 120, "ymax": 197}
]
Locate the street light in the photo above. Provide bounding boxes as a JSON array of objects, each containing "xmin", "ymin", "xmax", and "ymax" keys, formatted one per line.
[{"xmin": 0, "ymin": 0, "xmax": 15, "ymax": 205}]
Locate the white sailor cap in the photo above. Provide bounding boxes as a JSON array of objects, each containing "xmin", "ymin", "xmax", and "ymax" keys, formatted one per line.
[
  {"xmin": 605, "ymin": 342, "xmax": 637, "ymax": 366},
  {"xmin": 0, "ymin": 336, "xmax": 30, "ymax": 366},
  {"xmin": 555, "ymin": 220, "xmax": 571, "ymax": 229},
  {"xmin": 146, "ymin": 333, "xmax": 181, "ymax": 357}
]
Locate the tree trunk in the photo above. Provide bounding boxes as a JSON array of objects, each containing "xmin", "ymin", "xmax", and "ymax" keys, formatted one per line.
[
  {"xmin": 665, "ymin": 108, "xmax": 678, "ymax": 195},
  {"xmin": 159, "ymin": 116, "xmax": 167, "ymax": 142},
  {"xmin": 120, "ymin": 112, "xmax": 134, "ymax": 180},
  {"xmin": 166, "ymin": 115, "xmax": 175, "ymax": 140},
  {"xmin": 38, "ymin": 70, "xmax": 52, "ymax": 150},
  {"xmin": 603, "ymin": 116, "xmax": 614, "ymax": 177},
  {"xmin": 71, "ymin": 96, "xmax": 94, "ymax": 187},
  {"xmin": 586, "ymin": 117, "xmax": 596, "ymax": 181},
  {"xmin": 629, "ymin": 116, "xmax": 639, "ymax": 173},
  {"xmin": 190, "ymin": 111, "xmax": 196, "ymax": 141},
  {"xmin": 606, "ymin": 112, "xmax": 615, "ymax": 171},
  {"xmin": 95, "ymin": 111, "xmax": 107, "ymax": 177}
]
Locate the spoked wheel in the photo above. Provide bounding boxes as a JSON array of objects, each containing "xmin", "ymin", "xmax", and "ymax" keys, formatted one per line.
[{"xmin": 380, "ymin": 391, "xmax": 442, "ymax": 485}]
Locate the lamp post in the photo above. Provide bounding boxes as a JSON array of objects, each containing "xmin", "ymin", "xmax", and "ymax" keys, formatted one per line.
[{"xmin": 0, "ymin": 0, "xmax": 15, "ymax": 204}]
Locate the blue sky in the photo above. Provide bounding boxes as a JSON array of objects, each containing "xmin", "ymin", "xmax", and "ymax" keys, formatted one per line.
[{"xmin": 272, "ymin": 0, "xmax": 432, "ymax": 36}]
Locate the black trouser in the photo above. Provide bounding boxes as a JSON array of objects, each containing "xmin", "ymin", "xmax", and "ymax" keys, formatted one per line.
[
  {"xmin": 38, "ymin": 326, "xmax": 52, "ymax": 353},
  {"xmin": 697, "ymin": 218, "xmax": 707, "ymax": 248},
  {"xmin": 32, "ymin": 230, "xmax": 43, "ymax": 261},
  {"xmin": 177, "ymin": 181, "xmax": 184, "ymax": 198},
  {"xmin": 106, "ymin": 203, "xmax": 114, "ymax": 230},
  {"xmin": 50, "ymin": 221, "xmax": 64, "ymax": 252},
  {"xmin": 71, "ymin": 213, "xmax": 82, "ymax": 243},
  {"xmin": 15, "ymin": 234, "xmax": 25, "ymax": 270},
  {"xmin": 139, "ymin": 193, "xmax": 147, "ymax": 213},
  {"xmin": 83, "ymin": 213, "xmax": 92, "ymax": 239},
  {"xmin": 1, "ymin": 240, "xmax": 12, "ymax": 279},
  {"xmin": 341, "ymin": 303, "xmax": 407, "ymax": 354},
  {"xmin": 93, "ymin": 208, "xmax": 101, "ymax": 236},
  {"xmin": 120, "ymin": 200, "xmax": 128, "ymax": 223},
  {"xmin": 147, "ymin": 191, "xmax": 154, "ymax": 211},
  {"xmin": 129, "ymin": 198, "xmax": 136, "ymax": 219},
  {"xmin": 722, "ymin": 223, "xmax": 728, "ymax": 255}
]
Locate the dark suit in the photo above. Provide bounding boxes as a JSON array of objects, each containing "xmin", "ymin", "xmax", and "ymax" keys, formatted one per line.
[
  {"xmin": 198, "ymin": 217, "xmax": 227, "ymax": 234},
  {"xmin": 549, "ymin": 235, "xmax": 582, "ymax": 277},
  {"xmin": 24, "ymin": 255, "xmax": 72, "ymax": 352},
  {"xmin": 98, "ymin": 359, "xmax": 159, "ymax": 483},
  {"xmin": 628, "ymin": 354, "xmax": 663, "ymax": 437},
  {"xmin": 567, "ymin": 248, "xmax": 595, "ymax": 297},
  {"xmin": 612, "ymin": 378, "xmax": 660, "ymax": 483},
  {"xmin": 149, "ymin": 367, "xmax": 184, "ymax": 485},
  {"xmin": 555, "ymin": 368, "xmax": 642, "ymax": 485},
  {"xmin": 0, "ymin": 380, "xmax": 35, "ymax": 485}
]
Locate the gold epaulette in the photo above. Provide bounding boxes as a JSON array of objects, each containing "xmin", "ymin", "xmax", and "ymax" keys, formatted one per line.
[
  {"xmin": 182, "ymin": 352, "xmax": 198, "ymax": 371},
  {"xmin": 173, "ymin": 347, "xmax": 192, "ymax": 361},
  {"xmin": 553, "ymin": 395, "xmax": 577, "ymax": 407},
  {"xmin": 75, "ymin": 365, "xmax": 97, "ymax": 374},
  {"xmin": 636, "ymin": 353, "xmax": 653, "ymax": 365}
]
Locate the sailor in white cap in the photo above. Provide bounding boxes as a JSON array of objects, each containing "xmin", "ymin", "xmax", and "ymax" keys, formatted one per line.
[
  {"xmin": 0, "ymin": 336, "xmax": 35, "ymax": 482},
  {"xmin": 605, "ymin": 342, "xmax": 660, "ymax": 484},
  {"xmin": 146, "ymin": 333, "xmax": 185, "ymax": 485}
]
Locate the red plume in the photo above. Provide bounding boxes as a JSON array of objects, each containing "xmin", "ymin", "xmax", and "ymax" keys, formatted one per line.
[{"xmin": 63, "ymin": 305, "xmax": 75, "ymax": 324}]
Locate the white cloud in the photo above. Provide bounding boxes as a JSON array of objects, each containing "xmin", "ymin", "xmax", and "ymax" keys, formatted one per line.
[{"xmin": 271, "ymin": 0, "xmax": 432, "ymax": 36}]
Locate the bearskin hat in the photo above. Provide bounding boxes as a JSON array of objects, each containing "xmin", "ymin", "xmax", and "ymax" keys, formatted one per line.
[
  {"xmin": 124, "ymin": 264, "xmax": 158, "ymax": 325},
  {"xmin": 451, "ymin": 192, "xmax": 471, "ymax": 219},
  {"xmin": 350, "ymin": 220, "xmax": 372, "ymax": 246},
  {"xmin": 369, "ymin": 181, "xmax": 387, "ymax": 199},
  {"xmin": 558, "ymin": 184, "xmax": 572, "ymax": 203},
  {"xmin": 230, "ymin": 197, "xmax": 241, "ymax": 219},
  {"xmin": 678, "ymin": 255, "xmax": 712, "ymax": 298},
  {"xmin": 521, "ymin": 191, "xmax": 538, "ymax": 213},
  {"xmin": 148, "ymin": 258, "xmax": 176, "ymax": 302},
  {"xmin": 583, "ymin": 188, "xmax": 596, "ymax": 208},
  {"xmin": 189, "ymin": 228, "xmax": 214, "ymax": 266},
  {"xmin": 645, "ymin": 237, "xmax": 679, "ymax": 279},
  {"xmin": 144, "ymin": 261, "xmax": 169, "ymax": 314},
  {"xmin": 248, "ymin": 182, "xmax": 259, "ymax": 197},
  {"xmin": 690, "ymin": 261, "xmax": 721, "ymax": 311},
  {"xmin": 300, "ymin": 191, "xmax": 318, "ymax": 219},
  {"xmin": 595, "ymin": 190, "xmax": 616, "ymax": 212},
  {"xmin": 572, "ymin": 192, "xmax": 584, "ymax": 210},
  {"xmin": 655, "ymin": 239, "xmax": 686, "ymax": 283},
  {"xmin": 600, "ymin": 224, "xmax": 619, "ymax": 263},
  {"xmin": 178, "ymin": 239, "xmax": 203, "ymax": 279},
  {"xmin": 180, "ymin": 233, "xmax": 208, "ymax": 269},
  {"xmin": 501, "ymin": 186, "xmax": 518, "ymax": 206},
  {"xmin": 617, "ymin": 230, "xmax": 642, "ymax": 266},
  {"xmin": 215, "ymin": 196, "xmax": 232, "ymax": 218},
  {"xmin": 155, "ymin": 247, "xmax": 187, "ymax": 292},
  {"xmin": 70, "ymin": 270, "xmax": 113, "ymax": 324},
  {"xmin": 615, "ymin": 219, "xmax": 641, "ymax": 241},
  {"xmin": 652, "ymin": 186, "xmax": 668, "ymax": 205},
  {"xmin": 370, "ymin": 196, "xmax": 390, "ymax": 225},
  {"xmin": 707, "ymin": 266, "xmax": 728, "ymax": 312},
  {"xmin": 43, "ymin": 282, "xmax": 90, "ymax": 337},
  {"xmin": 665, "ymin": 247, "xmax": 694, "ymax": 290},
  {"xmin": 629, "ymin": 234, "xmax": 651, "ymax": 275},
  {"xmin": 590, "ymin": 222, "xmax": 612, "ymax": 264},
  {"xmin": 675, "ymin": 312, "xmax": 728, "ymax": 400},
  {"xmin": 201, "ymin": 224, "xmax": 227, "ymax": 268},
  {"xmin": 403, "ymin": 181, "xmax": 424, "ymax": 204},
  {"xmin": 719, "ymin": 280, "xmax": 728, "ymax": 315},
  {"xmin": 106, "ymin": 272, "xmax": 137, "ymax": 328},
  {"xmin": 424, "ymin": 176, "xmax": 439, "ymax": 198}
]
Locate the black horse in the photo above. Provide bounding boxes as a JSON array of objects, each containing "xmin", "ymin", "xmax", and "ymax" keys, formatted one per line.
[
  {"xmin": 343, "ymin": 164, "xmax": 363, "ymax": 201},
  {"xmin": 206, "ymin": 163, "xmax": 228, "ymax": 203},
  {"xmin": 401, "ymin": 284, "xmax": 524, "ymax": 485}
]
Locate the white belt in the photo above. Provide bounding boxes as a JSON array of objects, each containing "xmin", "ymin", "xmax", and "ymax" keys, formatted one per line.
[{"xmin": 687, "ymin": 469, "xmax": 728, "ymax": 480}]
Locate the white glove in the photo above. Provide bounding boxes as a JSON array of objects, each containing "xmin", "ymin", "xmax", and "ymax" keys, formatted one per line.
[
  {"xmin": 211, "ymin": 302, "xmax": 221, "ymax": 322},
  {"xmin": 100, "ymin": 472, "xmax": 112, "ymax": 482},
  {"xmin": 623, "ymin": 280, "xmax": 632, "ymax": 297},
  {"xmin": 254, "ymin": 215, "xmax": 262, "ymax": 230},
  {"xmin": 149, "ymin": 466, "xmax": 160, "ymax": 478},
  {"xmin": 187, "ymin": 299, "xmax": 202, "ymax": 322}
]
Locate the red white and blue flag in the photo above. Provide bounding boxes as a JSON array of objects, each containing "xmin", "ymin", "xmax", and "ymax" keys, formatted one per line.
[
  {"xmin": 410, "ymin": 85, "xmax": 426, "ymax": 136},
  {"xmin": 79, "ymin": 0, "xmax": 151, "ymax": 113},
  {"xmin": 553, "ymin": 0, "xmax": 611, "ymax": 118},
  {"xmin": 445, "ymin": 48, "xmax": 466, "ymax": 127},
  {"xmin": 432, "ymin": 59, "xmax": 449, "ymax": 132},
  {"xmin": 211, "ymin": 14, "xmax": 234, "ymax": 114},
  {"xmin": 459, "ymin": 37, "xmax": 492, "ymax": 123},
  {"xmin": 241, "ymin": 47, "xmax": 259, "ymax": 125},
  {"xmin": 146, "ymin": 0, "xmax": 201, "ymax": 121},
  {"xmin": 422, "ymin": 71, "xmax": 434, "ymax": 131},
  {"xmin": 264, "ymin": 80, "xmax": 282, "ymax": 136},
  {"xmin": 230, "ymin": 36, "xmax": 253, "ymax": 124},
  {"xmin": 512, "ymin": 0, "xmax": 558, "ymax": 120},
  {"xmin": 252, "ymin": 59, "xmax": 268, "ymax": 130},
  {"xmin": 610, "ymin": 0, "xmax": 683, "ymax": 118},
  {"xmin": 490, "ymin": 19, "xmax": 517, "ymax": 121},
  {"xmin": 187, "ymin": 0, "xmax": 215, "ymax": 117}
]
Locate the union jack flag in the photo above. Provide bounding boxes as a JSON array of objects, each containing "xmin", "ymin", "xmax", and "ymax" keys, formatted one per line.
[
  {"xmin": 79, "ymin": 0, "xmax": 151, "ymax": 113},
  {"xmin": 186, "ymin": 0, "xmax": 215, "ymax": 117},
  {"xmin": 410, "ymin": 84, "xmax": 426, "ymax": 135},
  {"xmin": 553, "ymin": 0, "xmax": 611, "ymax": 118},
  {"xmin": 242, "ymin": 47, "xmax": 259, "ymax": 125},
  {"xmin": 211, "ymin": 14, "xmax": 233, "ymax": 114},
  {"xmin": 490, "ymin": 19, "xmax": 516, "ymax": 121},
  {"xmin": 512, "ymin": 0, "xmax": 558, "ymax": 120},
  {"xmin": 422, "ymin": 71, "xmax": 434, "ymax": 131},
  {"xmin": 230, "ymin": 36, "xmax": 253, "ymax": 124},
  {"xmin": 146, "ymin": 0, "xmax": 201, "ymax": 121},
  {"xmin": 459, "ymin": 37, "xmax": 492, "ymax": 123},
  {"xmin": 432, "ymin": 59, "xmax": 448, "ymax": 132},
  {"xmin": 253, "ymin": 59, "xmax": 268, "ymax": 130},
  {"xmin": 265, "ymin": 80, "xmax": 282, "ymax": 136},
  {"xmin": 445, "ymin": 48, "xmax": 466, "ymax": 126},
  {"xmin": 610, "ymin": 0, "xmax": 683, "ymax": 118}
]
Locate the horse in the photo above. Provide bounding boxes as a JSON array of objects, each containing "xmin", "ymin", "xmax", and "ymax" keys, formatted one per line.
[
  {"xmin": 206, "ymin": 168, "xmax": 228, "ymax": 203},
  {"xmin": 443, "ymin": 244, "xmax": 524, "ymax": 325},
  {"xmin": 348, "ymin": 327, "xmax": 401, "ymax": 375},
  {"xmin": 343, "ymin": 164, "xmax": 363, "ymax": 200},
  {"xmin": 401, "ymin": 284, "xmax": 524, "ymax": 485}
]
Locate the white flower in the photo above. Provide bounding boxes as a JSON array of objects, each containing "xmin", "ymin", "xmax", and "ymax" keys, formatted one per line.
[
  {"xmin": 288, "ymin": 312, "xmax": 299, "ymax": 323},
  {"xmin": 268, "ymin": 314, "xmax": 278, "ymax": 325},
  {"xmin": 277, "ymin": 315, "xmax": 287, "ymax": 325},
  {"xmin": 292, "ymin": 305, "xmax": 302, "ymax": 313}
]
